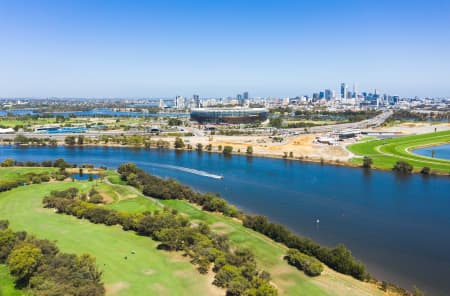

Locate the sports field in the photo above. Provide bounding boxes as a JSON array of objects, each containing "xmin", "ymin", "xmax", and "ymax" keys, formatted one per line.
[{"xmin": 347, "ymin": 130, "xmax": 450, "ymax": 173}]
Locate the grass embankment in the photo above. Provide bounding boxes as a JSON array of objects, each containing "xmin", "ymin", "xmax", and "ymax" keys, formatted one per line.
[
  {"xmin": 105, "ymin": 174, "xmax": 386, "ymax": 296},
  {"xmin": 0, "ymin": 182, "xmax": 221, "ymax": 296},
  {"xmin": 0, "ymin": 167, "xmax": 57, "ymax": 181},
  {"xmin": 348, "ymin": 130, "xmax": 450, "ymax": 173}
]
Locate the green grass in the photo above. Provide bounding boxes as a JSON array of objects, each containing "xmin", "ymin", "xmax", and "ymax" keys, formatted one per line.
[
  {"xmin": 0, "ymin": 182, "xmax": 221, "ymax": 296},
  {"xmin": 106, "ymin": 170, "xmax": 127, "ymax": 185},
  {"xmin": 0, "ymin": 265, "xmax": 27, "ymax": 296},
  {"xmin": 105, "ymin": 196, "xmax": 160, "ymax": 213},
  {"xmin": 0, "ymin": 167, "xmax": 57, "ymax": 181},
  {"xmin": 156, "ymin": 200, "xmax": 384, "ymax": 296},
  {"xmin": 348, "ymin": 130, "xmax": 450, "ymax": 173}
]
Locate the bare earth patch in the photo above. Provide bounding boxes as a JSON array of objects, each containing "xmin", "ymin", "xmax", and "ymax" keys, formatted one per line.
[{"xmin": 105, "ymin": 281, "xmax": 130, "ymax": 295}]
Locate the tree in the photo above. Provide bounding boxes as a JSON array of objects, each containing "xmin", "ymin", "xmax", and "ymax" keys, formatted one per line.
[
  {"xmin": 1, "ymin": 158, "xmax": 14, "ymax": 167},
  {"xmin": 269, "ymin": 117, "xmax": 282, "ymax": 128},
  {"xmin": 77, "ymin": 135, "xmax": 85, "ymax": 145},
  {"xmin": 420, "ymin": 167, "xmax": 431, "ymax": 175},
  {"xmin": 223, "ymin": 146, "xmax": 233, "ymax": 156},
  {"xmin": 393, "ymin": 161, "xmax": 413, "ymax": 174},
  {"xmin": 7, "ymin": 243, "xmax": 43, "ymax": 283},
  {"xmin": 64, "ymin": 136, "xmax": 76, "ymax": 146},
  {"xmin": 381, "ymin": 281, "xmax": 388, "ymax": 292},
  {"xmin": 0, "ymin": 228, "xmax": 16, "ymax": 261},
  {"xmin": 196, "ymin": 143, "xmax": 203, "ymax": 152},
  {"xmin": 14, "ymin": 134, "xmax": 29, "ymax": 145},
  {"xmin": 53, "ymin": 158, "xmax": 70, "ymax": 169},
  {"xmin": 246, "ymin": 146, "xmax": 253, "ymax": 155},
  {"xmin": 362, "ymin": 156, "xmax": 373, "ymax": 168},
  {"xmin": 174, "ymin": 137, "xmax": 185, "ymax": 149},
  {"xmin": 168, "ymin": 118, "xmax": 183, "ymax": 126}
]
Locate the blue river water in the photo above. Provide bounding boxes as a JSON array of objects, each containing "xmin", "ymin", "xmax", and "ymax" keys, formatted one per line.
[
  {"xmin": 413, "ymin": 144, "xmax": 450, "ymax": 160},
  {"xmin": 0, "ymin": 145, "xmax": 449, "ymax": 295}
]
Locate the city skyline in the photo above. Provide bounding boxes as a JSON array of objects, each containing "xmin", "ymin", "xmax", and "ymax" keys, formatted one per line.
[{"xmin": 1, "ymin": 0, "xmax": 449, "ymax": 98}]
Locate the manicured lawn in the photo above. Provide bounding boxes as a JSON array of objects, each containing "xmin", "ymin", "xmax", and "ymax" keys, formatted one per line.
[
  {"xmin": 348, "ymin": 130, "xmax": 450, "ymax": 173},
  {"xmin": 0, "ymin": 167, "xmax": 57, "ymax": 181},
  {"xmin": 0, "ymin": 182, "xmax": 221, "ymax": 296}
]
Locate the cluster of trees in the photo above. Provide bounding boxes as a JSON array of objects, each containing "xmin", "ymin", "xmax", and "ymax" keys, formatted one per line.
[
  {"xmin": 393, "ymin": 161, "xmax": 413, "ymax": 174},
  {"xmin": 0, "ymin": 179, "xmax": 24, "ymax": 193},
  {"xmin": 118, "ymin": 163, "xmax": 241, "ymax": 218},
  {"xmin": 168, "ymin": 118, "xmax": 183, "ymax": 126},
  {"xmin": 294, "ymin": 110, "xmax": 381, "ymax": 122},
  {"xmin": 64, "ymin": 134, "xmax": 174, "ymax": 148},
  {"xmin": 0, "ymin": 220, "xmax": 104, "ymax": 295},
  {"xmin": 269, "ymin": 117, "xmax": 283, "ymax": 128},
  {"xmin": 64, "ymin": 135, "xmax": 85, "ymax": 146},
  {"xmin": 286, "ymin": 122, "xmax": 324, "ymax": 128},
  {"xmin": 216, "ymin": 130, "xmax": 255, "ymax": 136},
  {"xmin": 242, "ymin": 215, "xmax": 368, "ymax": 280},
  {"xmin": 13, "ymin": 134, "xmax": 57, "ymax": 146},
  {"xmin": 387, "ymin": 110, "xmax": 449, "ymax": 123},
  {"xmin": 43, "ymin": 188, "xmax": 277, "ymax": 295},
  {"xmin": 284, "ymin": 249, "xmax": 323, "ymax": 276},
  {"xmin": 1, "ymin": 157, "xmax": 74, "ymax": 169}
]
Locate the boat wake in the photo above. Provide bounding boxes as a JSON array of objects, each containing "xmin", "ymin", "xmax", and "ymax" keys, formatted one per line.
[{"xmin": 146, "ymin": 163, "xmax": 223, "ymax": 179}]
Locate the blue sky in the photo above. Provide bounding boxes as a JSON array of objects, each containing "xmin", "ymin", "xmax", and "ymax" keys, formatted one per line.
[{"xmin": 0, "ymin": 0, "xmax": 449, "ymax": 98}]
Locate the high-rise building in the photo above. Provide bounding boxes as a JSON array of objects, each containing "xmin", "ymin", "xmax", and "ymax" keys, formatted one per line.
[
  {"xmin": 175, "ymin": 96, "xmax": 185, "ymax": 109},
  {"xmin": 340, "ymin": 83, "xmax": 348, "ymax": 99},
  {"xmin": 352, "ymin": 83, "xmax": 357, "ymax": 98},
  {"xmin": 243, "ymin": 91, "xmax": 249, "ymax": 100},
  {"xmin": 237, "ymin": 94, "xmax": 243, "ymax": 105},
  {"xmin": 319, "ymin": 91, "xmax": 325, "ymax": 99},
  {"xmin": 325, "ymin": 89, "xmax": 332, "ymax": 100},
  {"xmin": 193, "ymin": 94, "xmax": 200, "ymax": 108}
]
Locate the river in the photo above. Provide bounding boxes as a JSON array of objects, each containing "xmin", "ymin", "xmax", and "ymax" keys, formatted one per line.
[{"xmin": 1, "ymin": 145, "xmax": 449, "ymax": 296}]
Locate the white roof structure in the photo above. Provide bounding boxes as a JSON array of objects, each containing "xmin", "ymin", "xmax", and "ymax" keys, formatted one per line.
[{"xmin": 0, "ymin": 128, "xmax": 14, "ymax": 134}]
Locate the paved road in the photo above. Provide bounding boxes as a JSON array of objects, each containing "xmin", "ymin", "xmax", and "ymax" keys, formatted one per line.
[{"xmin": 306, "ymin": 110, "xmax": 392, "ymax": 133}]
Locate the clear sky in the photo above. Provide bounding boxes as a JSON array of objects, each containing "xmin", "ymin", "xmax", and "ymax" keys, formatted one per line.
[{"xmin": 0, "ymin": 0, "xmax": 449, "ymax": 98}]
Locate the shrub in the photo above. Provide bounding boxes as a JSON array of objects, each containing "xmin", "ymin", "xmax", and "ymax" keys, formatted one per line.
[
  {"xmin": 420, "ymin": 167, "xmax": 431, "ymax": 175},
  {"xmin": 285, "ymin": 249, "xmax": 323, "ymax": 276}
]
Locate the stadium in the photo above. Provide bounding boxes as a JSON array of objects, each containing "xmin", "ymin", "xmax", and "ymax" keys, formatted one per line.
[{"xmin": 190, "ymin": 107, "xmax": 269, "ymax": 124}]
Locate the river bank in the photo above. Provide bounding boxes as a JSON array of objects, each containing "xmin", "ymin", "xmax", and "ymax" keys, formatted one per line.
[{"xmin": 3, "ymin": 139, "xmax": 450, "ymax": 176}]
